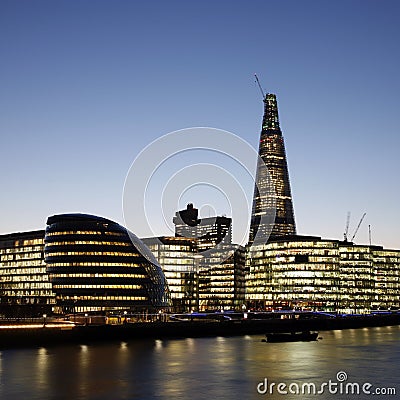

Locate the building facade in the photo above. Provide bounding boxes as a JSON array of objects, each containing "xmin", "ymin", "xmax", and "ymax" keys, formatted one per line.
[
  {"xmin": 143, "ymin": 235, "xmax": 246, "ymax": 312},
  {"xmin": 246, "ymin": 235, "xmax": 400, "ymax": 313},
  {"xmin": 0, "ymin": 230, "xmax": 55, "ymax": 316},
  {"xmin": 45, "ymin": 214, "xmax": 171, "ymax": 313},
  {"xmin": 142, "ymin": 236, "xmax": 197, "ymax": 312},
  {"xmin": 249, "ymin": 93, "xmax": 296, "ymax": 244},
  {"xmin": 198, "ymin": 245, "xmax": 246, "ymax": 311}
]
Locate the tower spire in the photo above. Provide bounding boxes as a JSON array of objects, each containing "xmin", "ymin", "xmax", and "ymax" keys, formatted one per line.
[
  {"xmin": 262, "ymin": 93, "xmax": 281, "ymax": 131},
  {"xmin": 249, "ymin": 92, "xmax": 296, "ymax": 244}
]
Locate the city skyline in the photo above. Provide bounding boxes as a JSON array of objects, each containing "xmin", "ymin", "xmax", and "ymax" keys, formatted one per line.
[{"xmin": 1, "ymin": 1, "xmax": 400, "ymax": 248}]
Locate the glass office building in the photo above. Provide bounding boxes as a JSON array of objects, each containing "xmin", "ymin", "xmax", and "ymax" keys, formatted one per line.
[
  {"xmin": 198, "ymin": 245, "xmax": 246, "ymax": 311},
  {"xmin": 246, "ymin": 235, "xmax": 400, "ymax": 313},
  {"xmin": 45, "ymin": 214, "xmax": 171, "ymax": 313},
  {"xmin": 0, "ymin": 230, "xmax": 56, "ymax": 316},
  {"xmin": 143, "ymin": 236, "xmax": 246, "ymax": 312},
  {"xmin": 142, "ymin": 236, "xmax": 197, "ymax": 312}
]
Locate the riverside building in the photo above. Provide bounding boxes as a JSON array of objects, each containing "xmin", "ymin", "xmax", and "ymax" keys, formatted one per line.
[
  {"xmin": 142, "ymin": 204, "xmax": 246, "ymax": 312},
  {"xmin": 198, "ymin": 245, "xmax": 246, "ymax": 311},
  {"xmin": 245, "ymin": 236, "xmax": 400, "ymax": 313},
  {"xmin": 0, "ymin": 230, "xmax": 56, "ymax": 316},
  {"xmin": 143, "ymin": 237, "xmax": 246, "ymax": 312},
  {"xmin": 44, "ymin": 214, "xmax": 171, "ymax": 313},
  {"xmin": 142, "ymin": 236, "xmax": 198, "ymax": 312}
]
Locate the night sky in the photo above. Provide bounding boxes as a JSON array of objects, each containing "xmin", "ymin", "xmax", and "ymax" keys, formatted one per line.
[{"xmin": 1, "ymin": 0, "xmax": 399, "ymax": 248}]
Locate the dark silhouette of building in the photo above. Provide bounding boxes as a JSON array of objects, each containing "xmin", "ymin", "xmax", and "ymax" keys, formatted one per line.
[
  {"xmin": 173, "ymin": 203, "xmax": 200, "ymax": 227},
  {"xmin": 249, "ymin": 93, "xmax": 296, "ymax": 243},
  {"xmin": 173, "ymin": 204, "xmax": 232, "ymax": 251}
]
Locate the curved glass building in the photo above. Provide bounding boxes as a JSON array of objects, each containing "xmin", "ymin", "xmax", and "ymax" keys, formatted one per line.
[{"xmin": 44, "ymin": 214, "xmax": 171, "ymax": 313}]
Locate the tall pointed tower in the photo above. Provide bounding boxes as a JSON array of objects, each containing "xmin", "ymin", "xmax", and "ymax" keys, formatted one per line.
[{"xmin": 249, "ymin": 93, "xmax": 296, "ymax": 243}]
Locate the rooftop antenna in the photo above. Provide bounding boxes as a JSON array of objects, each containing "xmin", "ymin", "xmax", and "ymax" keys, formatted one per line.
[
  {"xmin": 344, "ymin": 211, "xmax": 351, "ymax": 241},
  {"xmin": 368, "ymin": 224, "xmax": 372, "ymax": 246},
  {"xmin": 254, "ymin": 73, "xmax": 265, "ymax": 99}
]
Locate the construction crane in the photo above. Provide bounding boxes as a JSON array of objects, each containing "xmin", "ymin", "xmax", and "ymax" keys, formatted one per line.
[
  {"xmin": 351, "ymin": 212, "xmax": 366, "ymax": 242},
  {"xmin": 254, "ymin": 73, "xmax": 265, "ymax": 99},
  {"xmin": 368, "ymin": 224, "xmax": 372, "ymax": 246},
  {"xmin": 343, "ymin": 211, "xmax": 351, "ymax": 241}
]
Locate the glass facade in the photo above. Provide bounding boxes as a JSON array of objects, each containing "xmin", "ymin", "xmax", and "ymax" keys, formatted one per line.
[
  {"xmin": 45, "ymin": 214, "xmax": 171, "ymax": 313},
  {"xmin": 169, "ymin": 204, "xmax": 243, "ymax": 311},
  {"xmin": 339, "ymin": 244, "xmax": 374, "ymax": 313},
  {"xmin": 246, "ymin": 236, "xmax": 400, "ymax": 313},
  {"xmin": 0, "ymin": 230, "xmax": 56, "ymax": 316},
  {"xmin": 143, "ymin": 236, "xmax": 246, "ymax": 312},
  {"xmin": 198, "ymin": 245, "xmax": 246, "ymax": 311},
  {"xmin": 370, "ymin": 249, "xmax": 400, "ymax": 311},
  {"xmin": 142, "ymin": 236, "xmax": 197, "ymax": 312},
  {"xmin": 249, "ymin": 93, "xmax": 296, "ymax": 243}
]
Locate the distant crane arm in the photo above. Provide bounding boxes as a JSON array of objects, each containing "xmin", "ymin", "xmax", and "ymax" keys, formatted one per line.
[
  {"xmin": 351, "ymin": 212, "xmax": 366, "ymax": 242},
  {"xmin": 254, "ymin": 73, "xmax": 265, "ymax": 99}
]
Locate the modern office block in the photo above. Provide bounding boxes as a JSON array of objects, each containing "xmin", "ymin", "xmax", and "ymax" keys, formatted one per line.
[
  {"xmin": 371, "ymin": 248, "xmax": 400, "ymax": 310},
  {"xmin": 246, "ymin": 235, "xmax": 400, "ymax": 313},
  {"xmin": 142, "ymin": 236, "xmax": 197, "ymax": 312},
  {"xmin": 0, "ymin": 230, "xmax": 55, "ymax": 316},
  {"xmin": 198, "ymin": 245, "xmax": 246, "ymax": 311},
  {"xmin": 170, "ymin": 204, "xmax": 245, "ymax": 311},
  {"xmin": 143, "ymin": 235, "xmax": 246, "ymax": 312}
]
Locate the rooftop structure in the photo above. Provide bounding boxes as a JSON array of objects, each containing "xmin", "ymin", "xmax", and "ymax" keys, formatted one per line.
[{"xmin": 173, "ymin": 204, "xmax": 232, "ymax": 252}]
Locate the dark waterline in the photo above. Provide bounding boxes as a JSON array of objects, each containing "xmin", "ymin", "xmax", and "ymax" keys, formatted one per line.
[{"xmin": 0, "ymin": 326, "xmax": 399, "ymax": 400}]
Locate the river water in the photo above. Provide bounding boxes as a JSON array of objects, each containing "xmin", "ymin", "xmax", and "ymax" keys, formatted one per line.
[{"xmin": 0, "ymin": 326, "xmax": 399, "ymax": 399}]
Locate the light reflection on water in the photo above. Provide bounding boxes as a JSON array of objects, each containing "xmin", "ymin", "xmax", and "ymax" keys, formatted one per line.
[{"xmin": 0, "ymin": 326, "xmax": 398, "ymax": 400}]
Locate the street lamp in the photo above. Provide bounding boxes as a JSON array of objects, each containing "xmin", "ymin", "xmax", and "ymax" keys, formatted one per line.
[
  {"xmin": 242, "ymin": 304, "xmax": 248, "ymax": 319},
  {"xmin": 73, "ymin": 296, "xmax": 78, "ymax": 323},
  {"xmin": 43, "ymin": 314, "xmax": 47, "ymax": 327}
]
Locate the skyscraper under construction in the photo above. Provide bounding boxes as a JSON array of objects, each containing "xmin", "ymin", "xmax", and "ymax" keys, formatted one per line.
[{"xmin": 249, "ymin": 93, "xmax": 296, "ymax": 243}]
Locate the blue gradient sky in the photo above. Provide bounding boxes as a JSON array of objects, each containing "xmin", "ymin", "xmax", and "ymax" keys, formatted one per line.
[{"xmin": 1, "ymin": 0, "xmax": 399, "ymax": 248}]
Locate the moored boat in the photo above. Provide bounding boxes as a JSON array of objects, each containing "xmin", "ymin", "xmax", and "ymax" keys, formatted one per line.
[{"xmin": 264, "ymin": 331, "xmax": 319, "ymax": 342}]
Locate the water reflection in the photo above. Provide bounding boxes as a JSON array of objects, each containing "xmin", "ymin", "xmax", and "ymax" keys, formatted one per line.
[
  {"xmin": 0, "ymin": 326, "xmax": 398, "ymax": 400},
  {"xmin": 35, "ymin": 347, "xmax": 48, "ymax": 391}
]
